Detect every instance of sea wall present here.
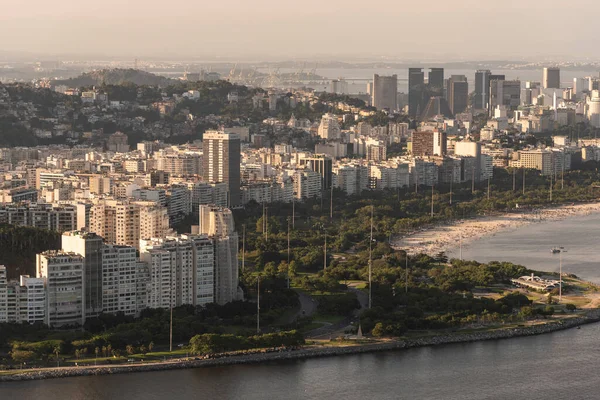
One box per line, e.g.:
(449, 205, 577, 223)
(3, 311, 600, 383)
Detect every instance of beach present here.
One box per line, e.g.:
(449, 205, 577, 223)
(391, 202, 600, 256)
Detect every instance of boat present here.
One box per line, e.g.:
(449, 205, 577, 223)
(551, 247, 561, 254)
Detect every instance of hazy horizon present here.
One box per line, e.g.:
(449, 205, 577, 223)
(2, 0, 600, 61)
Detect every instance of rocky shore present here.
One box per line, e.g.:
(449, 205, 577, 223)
(3, 310, 600, 383)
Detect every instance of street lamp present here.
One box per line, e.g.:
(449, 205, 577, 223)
(553, 246, 567, 301)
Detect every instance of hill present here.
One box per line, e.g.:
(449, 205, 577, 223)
(53, 68, 176, 88)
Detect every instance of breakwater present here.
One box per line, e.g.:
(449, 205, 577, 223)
(3, 311, 599, 383)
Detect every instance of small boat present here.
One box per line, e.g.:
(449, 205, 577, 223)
(551, 247, 561, 254)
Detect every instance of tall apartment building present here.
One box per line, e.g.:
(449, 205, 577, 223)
(140, 235, 214, 308)
(446, 75, 469, 115)
(89, 175, 113, 195)
(62, 231, 104, 318)
(455, 141, 482, 182)
(293, 170, 322, 199)
(15, 275, 46, 324)
(0, 203, 79, 232)
(198, 206, 241, 305)
(411, 131, 447, 157)
(300, 154, 333, 190)
(156, 153, 202, 176)
(89, 200, 170, 249)
(37, 251, 85, 327)
(543, 67, 561, 89)
(202, 131, 241, 207)
(372, 74, 398, 111)
(317, 113, 341, 140)
(101, 244, 138, 316)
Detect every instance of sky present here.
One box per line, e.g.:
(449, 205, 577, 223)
(1, 0, 599, 61)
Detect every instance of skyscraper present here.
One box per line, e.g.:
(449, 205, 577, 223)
(198, 206, 241, 305)
(202, 131, 241, 207)
(372, 74, 398, 111)
(61, 231, 103, 318)
(408, 68, 425, 117)
(446, 75, 469, 115)
(543, 68, 561, 89)
(474, 70, 491, 110)
(428, 68, 444, 96)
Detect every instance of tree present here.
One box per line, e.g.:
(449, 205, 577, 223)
(372, 322, 385, 337)
(565, 303, 576, 311)
(53, 344, 62, 367)
(95, 347, 100, 360)
(11, 350, 35, 364)
(139, 345, 147, 355)
(126, 345, 135, 355)
(149, 341, 154, 353)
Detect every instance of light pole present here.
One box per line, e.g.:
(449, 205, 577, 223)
(257, 275, 261, 334)
(558, 247, 567, 301)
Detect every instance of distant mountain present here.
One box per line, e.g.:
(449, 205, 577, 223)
(53, 68, 176, 87)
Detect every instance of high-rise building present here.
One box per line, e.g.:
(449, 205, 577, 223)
(372, 74, 398, 111)
(202, 131, 241, 207)
(317, 113, 341, 140)
(446, 75, 469, 115)
(409, 68, 425, 117)
(101, 244, 138, 316)
(489, 79, 521, 116)
(198, 206, 241, 305)
(474, 70, 505, 111)
(140, 235, 214, 308)
(428, 68, 444, 96)
(37, 251, 85, 327)
(300, 154, 334, 189)
(543, 68, 561, 89)
(61, 231, 104, 318)
(411, 131, 447, 156)
(89, 200, 170, 250)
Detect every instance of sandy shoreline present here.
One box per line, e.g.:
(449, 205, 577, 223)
(391, 202, 600, 256)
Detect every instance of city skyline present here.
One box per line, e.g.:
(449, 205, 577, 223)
(2, 0, 600, 61)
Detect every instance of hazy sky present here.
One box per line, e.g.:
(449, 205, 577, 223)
(2, 0, 599, 60)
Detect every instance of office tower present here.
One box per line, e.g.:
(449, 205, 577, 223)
(447, 75, 469, 115)
(409, 68, 425, 117)
(543, 68, 561, 89)
(428, 68, 444, 96)
(420, 97, 454, 120)
(474, 70, 506, 110)
(202, 131, 241, 207)
(140, 235, 214, 308)
(411, 131, 447, 156)
(489, 80, 521, 116)
(37, 251, 85, 327)
(101, 244, 138, 316)
(62, 231, 104, 318)
(372, 74, 398, 111)
(300, 154, 334, 189)
(317, 113, 341, 140)
(198, 206, 240, 305)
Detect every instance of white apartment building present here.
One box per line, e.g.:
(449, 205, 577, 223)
(140, 235, 215, 308)
(292, 170, 322, 199)
(198, 206, 241, 305)
(102, 244, 138, 316)
(37, 251, 85, 327)
(317, 113, 341, 140)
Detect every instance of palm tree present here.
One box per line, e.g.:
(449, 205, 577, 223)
(53, 345, 61, 368)
(148, 341, 154, 353)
